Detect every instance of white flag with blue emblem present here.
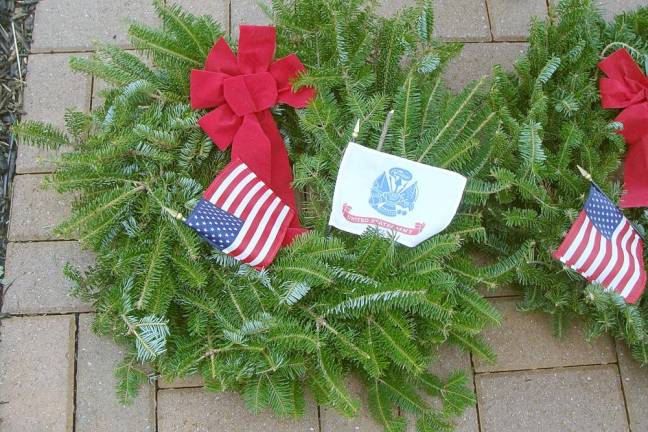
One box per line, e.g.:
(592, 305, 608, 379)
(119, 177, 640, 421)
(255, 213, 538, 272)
(328, 142, 466, 247)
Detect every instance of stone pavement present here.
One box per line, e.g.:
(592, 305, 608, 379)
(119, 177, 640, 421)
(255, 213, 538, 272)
(2, 0, 648, 431)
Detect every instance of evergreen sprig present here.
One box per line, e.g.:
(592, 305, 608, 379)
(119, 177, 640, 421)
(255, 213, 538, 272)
(13, 1, 523, 430)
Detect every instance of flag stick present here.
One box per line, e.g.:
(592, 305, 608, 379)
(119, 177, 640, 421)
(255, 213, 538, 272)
(351, 119, 360, 143)
(377, 110, 395, 152)
(576, 165, 593, 182)
(162, 206, 186, 222)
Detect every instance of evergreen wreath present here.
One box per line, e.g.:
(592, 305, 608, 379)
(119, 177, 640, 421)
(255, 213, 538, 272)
(13, 1, 526, 430)
(483, 0, 648, 363)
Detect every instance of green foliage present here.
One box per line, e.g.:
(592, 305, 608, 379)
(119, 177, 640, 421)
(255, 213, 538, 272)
(13, 1, 522, 430)
(484, 0, 648, 363)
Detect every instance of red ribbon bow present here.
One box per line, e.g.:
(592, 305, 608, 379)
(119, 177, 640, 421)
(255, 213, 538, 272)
(190, 26, 315, 244)
(599, 48, 648, 208)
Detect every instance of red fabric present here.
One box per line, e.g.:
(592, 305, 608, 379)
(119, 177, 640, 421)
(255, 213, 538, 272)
(191, 26, 316, 244)
(598, 48, 648, 208)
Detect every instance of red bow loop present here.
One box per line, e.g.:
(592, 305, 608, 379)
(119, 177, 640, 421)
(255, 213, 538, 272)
(190, 25, 316, 245)
(598, 48, 648, 208)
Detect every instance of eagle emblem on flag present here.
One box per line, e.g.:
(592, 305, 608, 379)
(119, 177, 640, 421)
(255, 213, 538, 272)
(369, 167, 418, 217)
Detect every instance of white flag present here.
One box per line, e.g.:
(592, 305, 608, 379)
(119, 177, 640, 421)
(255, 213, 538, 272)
(328, 142, 466, 247)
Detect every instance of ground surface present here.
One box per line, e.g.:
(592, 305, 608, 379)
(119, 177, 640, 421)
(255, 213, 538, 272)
(2, 0, 648, 431)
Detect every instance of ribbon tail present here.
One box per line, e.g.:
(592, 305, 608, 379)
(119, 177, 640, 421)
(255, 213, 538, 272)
(256, 110, 308, 243)
(231, 114, 273, 184)
(620, 135, 648, 208)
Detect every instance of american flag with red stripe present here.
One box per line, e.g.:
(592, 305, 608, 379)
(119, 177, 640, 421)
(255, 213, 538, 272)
(554, 185, 646, 303)
(185, 158, 294, 268)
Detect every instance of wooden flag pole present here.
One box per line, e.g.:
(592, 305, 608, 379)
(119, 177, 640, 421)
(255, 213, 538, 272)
(376, 110, 395, 152)
(162, 206, 186, 223)
(351, 119, 360, 143)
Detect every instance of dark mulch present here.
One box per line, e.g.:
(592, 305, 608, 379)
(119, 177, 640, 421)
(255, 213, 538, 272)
(0, 0, 38, 312)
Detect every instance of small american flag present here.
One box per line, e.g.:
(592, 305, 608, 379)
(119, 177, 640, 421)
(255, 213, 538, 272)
(554, 185, 646, 303)
(185, 158, 294, 268)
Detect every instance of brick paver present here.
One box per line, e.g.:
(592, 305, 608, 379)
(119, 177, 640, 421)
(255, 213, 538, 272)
(616, 342, 648, 431)
(76, 314, 156, 431)
(319, 376, 384, 431)
(8, 174, 75, 241)
(378, 0, 491, 42)
(486, 0, 547, 41)
(475, 366, 630, 432)
(157, 387, 320, 431)
(4, 241, 94, 313)
(31, 0, 159, 52)
(230, 0, 271, 37)
(18, 53, 90, 174)
(170, 0, 228, 27)
(443, 42, 528, 92)
(406, 345, 479, 432)
(6, 1, 648, 431)
(158, 374, 204, 388)
(474, 298, 617, 373)
(0, 315, 76, 431)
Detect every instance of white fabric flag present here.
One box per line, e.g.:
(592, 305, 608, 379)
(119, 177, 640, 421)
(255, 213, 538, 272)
(328, 142, 466, 247)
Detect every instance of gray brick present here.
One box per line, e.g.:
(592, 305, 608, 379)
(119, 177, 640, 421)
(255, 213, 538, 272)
(474, 298, 616, 372)
(320, 376, 384, 431)
(547, 0, 647, 21)
(600, 0, 648, 20)
(76, 314, 155, 431)
(0, 315, 76, 432)
(157, 387, 319, 431)
(406, 345, 478, 432)
(31, 0, 159, 52)
(230, 0, 271, 38)
(8, 174, 74, 241)
(18, 53, 90, 174)
(616, 341, 648, 432)
(167, 0, 229, 31)
(378, 0, 491, 42)
(486, 0, 547, 41)
(443, 42, 528, 92)
(3, 241, 93, 314)
(476, 366, 629, 432)
(158, 374, 204, 389)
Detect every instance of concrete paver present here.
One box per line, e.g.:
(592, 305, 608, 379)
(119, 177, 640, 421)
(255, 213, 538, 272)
(18, 53, 90, 174)
(0, 315, 76, 432)
(8, 174, 75, 241)
(157, 387, 319, 431)
(378, 0, 491, 42)
(168, 0, 228, 28)
(31, 0, 159, 52)
(3, 241, 94, 314)
(406, 345, 479, 432)
(76, 314, 156, 431)
(486, 0, 547, 41)
(476, 365, 630, 432)
(616, 341, 648, 432)
(319, 376, 384, 431)
(230, 0, 271, 37)
(443, 42, 528, 92)
(158, 374, 204, 389)
(474, 298, 617, 373)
